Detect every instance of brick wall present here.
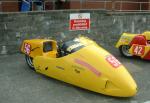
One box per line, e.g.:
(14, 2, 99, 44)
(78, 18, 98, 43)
(0, 0, 150, 12)
(1, 2, 19, 12)
(0, 0, 20, 12)
(70, 0, 150, 11)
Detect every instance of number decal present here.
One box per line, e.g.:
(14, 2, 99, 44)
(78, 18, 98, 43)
(106, 55, 121, 68)
(24, 43, 31, 55)
(133, 45, 145, 56)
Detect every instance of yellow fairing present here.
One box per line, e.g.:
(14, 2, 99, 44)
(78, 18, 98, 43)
(33, 41, 137, 97)
(116, 33, 136, 48)
(143, 31, 150, 40)
(141, 46, 150, 58)
(21, 39, 57, 58)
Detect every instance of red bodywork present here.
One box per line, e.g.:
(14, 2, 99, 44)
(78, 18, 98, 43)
(130, 35, 147, 46)
(130, 35, 150, 60)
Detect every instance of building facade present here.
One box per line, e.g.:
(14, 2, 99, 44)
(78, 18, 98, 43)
(0, 0, 150, 12)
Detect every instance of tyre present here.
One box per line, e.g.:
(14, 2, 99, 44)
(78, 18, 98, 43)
(119, 45, 132, 57)
(25, 55, 35, 70)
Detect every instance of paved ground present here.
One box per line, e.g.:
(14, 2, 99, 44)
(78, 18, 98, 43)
(0, 48, 150, 103)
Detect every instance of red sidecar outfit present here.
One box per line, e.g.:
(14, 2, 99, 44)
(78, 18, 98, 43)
(130, 35, 150, 60)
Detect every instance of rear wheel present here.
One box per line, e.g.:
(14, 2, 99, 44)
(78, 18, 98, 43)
(119, 45, 132, 57)
(25, 55, 35, 70)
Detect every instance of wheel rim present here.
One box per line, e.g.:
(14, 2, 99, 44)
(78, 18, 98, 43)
(26, 56, 34, 68)
(121, 45, 132, 57)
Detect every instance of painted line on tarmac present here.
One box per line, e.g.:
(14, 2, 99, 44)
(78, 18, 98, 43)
(143, 101, 150, 103)
(131, 100, 150, 103)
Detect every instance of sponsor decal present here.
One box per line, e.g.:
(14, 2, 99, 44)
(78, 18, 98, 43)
(74, 59, 101, 76)
(74, 69, 80, 74)
(72, 65, 84, 70)
(106, 55, 121, 68)
(120, 36, 132, 43)
(72, 65, 84, 74)
(35, 66, 41, 71)
(67, 43, 83, 52)
(24, 43, 31, 55)
(56, 66, 65, 70)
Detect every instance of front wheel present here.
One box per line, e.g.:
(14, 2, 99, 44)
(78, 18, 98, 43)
(119, 45, 132, 57)
(25, 55, 35, 70)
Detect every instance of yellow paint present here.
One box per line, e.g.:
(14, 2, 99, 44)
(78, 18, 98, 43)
(116, 33, 136, 48)
(21, 39, 57, 58)
(21, 37, 137, 97)
(143, 31, 150, 40)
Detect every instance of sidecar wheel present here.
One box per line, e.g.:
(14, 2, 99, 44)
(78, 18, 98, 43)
(25, 55, 35, 70)
(119, 45, 132, 57)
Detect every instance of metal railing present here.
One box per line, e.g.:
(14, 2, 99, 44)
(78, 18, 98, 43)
(115, 1, 150, 12)
(0, 0, 150, 12)
(83, 0, 113, 10)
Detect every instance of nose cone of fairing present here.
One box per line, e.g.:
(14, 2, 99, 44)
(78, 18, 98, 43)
(103, 67, 137, 97)
(77, 45, 137, 97)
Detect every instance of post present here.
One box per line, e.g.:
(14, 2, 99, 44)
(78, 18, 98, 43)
(140, 2, 142, 11)
(104, 0, 106, 9)
(112, 0, 116, 11)
(120, 0, 122, 11)
(80, 0, 83, 9)
(31, 0, 34, 11)
(0, 1, 2, 12)
(53, 0, 55, 10)
(43, 1, 45, 10)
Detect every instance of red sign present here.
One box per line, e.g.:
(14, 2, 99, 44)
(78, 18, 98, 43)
(133, 45, 145, 56)
(106, 55, 121, 68)
(70, 13, 90, 31)
(70, 19, 90, 30)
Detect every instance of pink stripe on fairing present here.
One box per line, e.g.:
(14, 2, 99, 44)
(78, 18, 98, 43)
(74, 59, 101, 76)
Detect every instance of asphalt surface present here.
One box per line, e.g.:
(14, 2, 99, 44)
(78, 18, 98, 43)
(0, 48, 150, 103)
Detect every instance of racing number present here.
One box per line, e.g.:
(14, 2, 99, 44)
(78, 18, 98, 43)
(24, 43, 31, 55)
(106, 55, 121, 68)
(133, 45, 145, 56)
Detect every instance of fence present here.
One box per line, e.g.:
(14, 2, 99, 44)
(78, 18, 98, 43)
(0, 0, 150, 12)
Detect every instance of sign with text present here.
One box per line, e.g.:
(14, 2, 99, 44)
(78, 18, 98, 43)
(70, 13, 90, 31)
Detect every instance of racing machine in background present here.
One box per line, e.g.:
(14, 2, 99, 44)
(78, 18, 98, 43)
(116, 31, 150, 60)
(21, 36, 137, 97)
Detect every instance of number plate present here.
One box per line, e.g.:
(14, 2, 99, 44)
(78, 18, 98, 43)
(24, 43, 31, 55)
(133, 45, 145, 56)
(106, 55, 121, 68)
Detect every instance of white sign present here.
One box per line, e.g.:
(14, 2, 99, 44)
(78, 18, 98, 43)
(69, 13, 90, 31)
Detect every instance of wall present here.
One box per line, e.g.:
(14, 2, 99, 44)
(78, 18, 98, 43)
(0, 10, 150, 54)
(0, 0, 20, 12)
(1, 0, 150, 12)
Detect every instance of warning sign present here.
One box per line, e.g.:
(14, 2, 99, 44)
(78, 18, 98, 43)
(69, 13, 90, 31)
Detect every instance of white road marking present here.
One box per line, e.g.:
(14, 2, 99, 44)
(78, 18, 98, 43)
(131, 100, 138, 103)
(143, 101, 150, 103)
